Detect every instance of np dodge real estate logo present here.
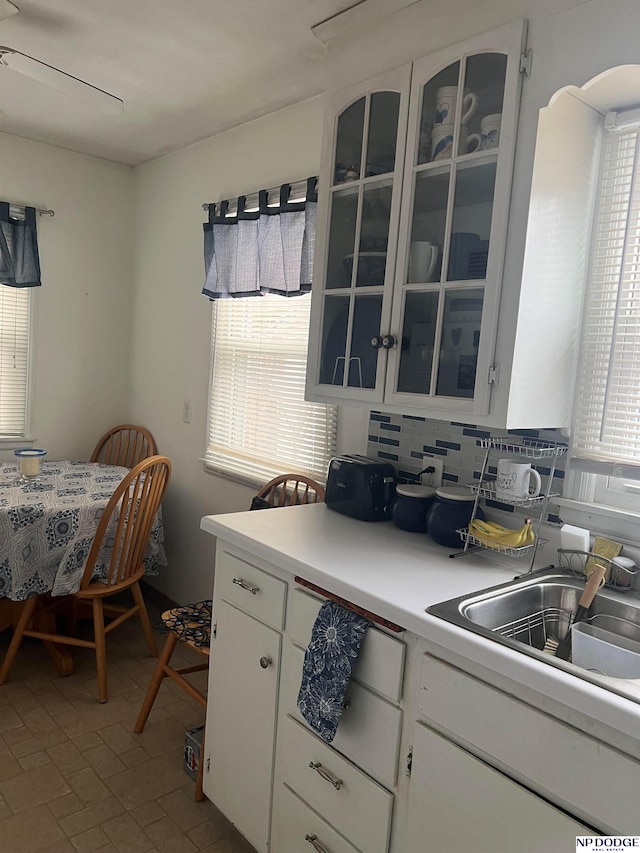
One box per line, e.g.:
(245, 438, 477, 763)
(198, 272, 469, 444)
(576, 839, 640, 851)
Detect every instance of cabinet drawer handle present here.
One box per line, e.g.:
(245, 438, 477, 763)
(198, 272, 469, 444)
(232, 577, 259, 595)
(259, 656, 272, 669)
(308, 761, 343, 790)
(305, 834, 330, 853)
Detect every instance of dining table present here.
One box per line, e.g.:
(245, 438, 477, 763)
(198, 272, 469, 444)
(0, 459, 168, 673)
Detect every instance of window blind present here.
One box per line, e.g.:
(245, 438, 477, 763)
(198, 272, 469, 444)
(206, 293, 337, 484)
(571, 124, 640, 476)
(0, 283, 30, 437)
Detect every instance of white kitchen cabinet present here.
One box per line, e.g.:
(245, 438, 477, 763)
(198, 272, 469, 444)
(405, 722, 592, 852)
(306, 21, 526, 421)
(203, 552, 285, 853)
(201, 515, 639, 852)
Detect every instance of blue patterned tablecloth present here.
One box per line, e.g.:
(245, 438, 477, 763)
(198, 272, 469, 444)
(0, 460, 167, 600)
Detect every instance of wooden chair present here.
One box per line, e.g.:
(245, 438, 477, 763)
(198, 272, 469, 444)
(134, 602, 211, 801)
(0, 455, 171, 703)
(255, 473, 325, 507)
(133, 474, 323, 799)
(91, 423, 158, 468)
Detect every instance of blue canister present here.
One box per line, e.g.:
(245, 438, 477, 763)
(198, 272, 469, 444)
(426, 486, 482, 548)
(392, 485, 436, 533)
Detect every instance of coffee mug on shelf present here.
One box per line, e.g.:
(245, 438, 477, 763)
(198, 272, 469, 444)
(431, 125, 480, 161)
(408, 241, 439, 282)
(465, 132, 481, 154)
(431, 123, 454, 161)
(495, 459, 542, 501)
(480, 113, 502, 150)
(435, 86, 478, 127)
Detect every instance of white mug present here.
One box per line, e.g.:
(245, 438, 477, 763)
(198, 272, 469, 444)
(408, 241, 438, 282)
(431, 123, 454, 161)
(480, 113, 502, 150)
(495, 460, 542, 500)
(431, 123, 480, 161)
(435, 86, 479, 127)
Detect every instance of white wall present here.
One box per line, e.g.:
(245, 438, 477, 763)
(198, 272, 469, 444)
(129, 97, 332, 603)
(0, 132, 133, 462)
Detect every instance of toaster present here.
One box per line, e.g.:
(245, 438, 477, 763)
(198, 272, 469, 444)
(325, 455, 397, 521)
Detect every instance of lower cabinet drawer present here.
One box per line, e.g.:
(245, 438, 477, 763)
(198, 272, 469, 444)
(279, 715, 393, 853)
(271, 784, 359, 853)
(282, 642, 402, 788)
(216, 550, 286, 629)
(288, 589, 405, 702)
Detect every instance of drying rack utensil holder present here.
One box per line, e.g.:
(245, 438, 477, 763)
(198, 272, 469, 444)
(452, 437, 567, 574)
(557, 549, 640, 592)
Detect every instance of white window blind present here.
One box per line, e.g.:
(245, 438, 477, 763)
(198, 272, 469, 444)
(0, 283, 31, 438)
(571, 123, 640, 477)
(206, 293, 337, 484)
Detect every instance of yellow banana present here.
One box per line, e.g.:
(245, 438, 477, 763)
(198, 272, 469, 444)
(469, 518, 534, 549)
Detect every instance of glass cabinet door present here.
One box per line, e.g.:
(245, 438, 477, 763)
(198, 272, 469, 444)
(308, 66, 411, 402)
(386, 22, 523, 414)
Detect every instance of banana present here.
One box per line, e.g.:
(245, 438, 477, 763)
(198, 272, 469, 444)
(469, 517, 534, 549)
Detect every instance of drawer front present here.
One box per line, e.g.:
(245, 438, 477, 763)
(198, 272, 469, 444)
(282, 642, 402, 787)
(288, 589, 405, 702)
(216, 550, 286, 629)
(280, 715, 393, 853)
(419, 654, 640, 833)
(271, 784, 359, 853)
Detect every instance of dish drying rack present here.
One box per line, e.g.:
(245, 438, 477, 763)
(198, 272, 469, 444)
(557, 549, 640, 592)
(495, 607, 571, 650)
(455, 437, 567, 573)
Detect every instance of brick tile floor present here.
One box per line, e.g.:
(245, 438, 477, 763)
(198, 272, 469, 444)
(0, 598, 256, 853)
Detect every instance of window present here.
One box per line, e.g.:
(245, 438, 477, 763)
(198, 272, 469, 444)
(0, 284, 31, 440)
(205, 293, 337, 485)
(569, 105, 640, 514)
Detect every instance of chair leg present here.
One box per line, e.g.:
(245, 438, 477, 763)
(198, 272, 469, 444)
(92, 598, 108, 704)
(195, 726, 206, 802)
(67, 597, 80, 638)
(131, 582, 158, 657)
(134, 631, 178, 733)
(0, 597, 38, 685)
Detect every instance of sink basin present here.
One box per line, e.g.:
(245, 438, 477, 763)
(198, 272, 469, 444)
(427, 568, 640, 701)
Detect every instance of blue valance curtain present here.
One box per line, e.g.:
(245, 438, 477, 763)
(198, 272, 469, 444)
(202, 177, 317, 299)
(0, 202, 42, 288)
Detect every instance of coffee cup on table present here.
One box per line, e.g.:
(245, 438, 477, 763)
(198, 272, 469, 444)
(495, 459, 542, 501)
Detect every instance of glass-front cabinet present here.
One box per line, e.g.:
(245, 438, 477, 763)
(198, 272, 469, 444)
(309, 65, 411, 402)
(306, 21, 526, 418)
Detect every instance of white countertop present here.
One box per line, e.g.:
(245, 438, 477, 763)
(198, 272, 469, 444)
(201, 503, 640, 745)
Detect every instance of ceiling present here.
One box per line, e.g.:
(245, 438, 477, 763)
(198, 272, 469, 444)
(0, 0, 363, 166)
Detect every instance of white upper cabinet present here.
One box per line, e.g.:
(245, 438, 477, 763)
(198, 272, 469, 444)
(306, 21, 527, 420)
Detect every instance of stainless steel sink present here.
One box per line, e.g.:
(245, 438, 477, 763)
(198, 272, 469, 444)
(427, 567, 640, 699)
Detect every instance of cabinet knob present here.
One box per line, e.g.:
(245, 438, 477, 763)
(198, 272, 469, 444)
(370, 335, 384, 349)
(259, 656, 272, 669)
(381, 334, 397, 349)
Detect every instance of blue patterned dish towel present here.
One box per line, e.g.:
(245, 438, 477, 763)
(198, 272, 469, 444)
(297, 600, 371, 744)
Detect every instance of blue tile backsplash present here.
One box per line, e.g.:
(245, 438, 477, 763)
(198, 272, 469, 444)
(367, 413, 568, 523)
